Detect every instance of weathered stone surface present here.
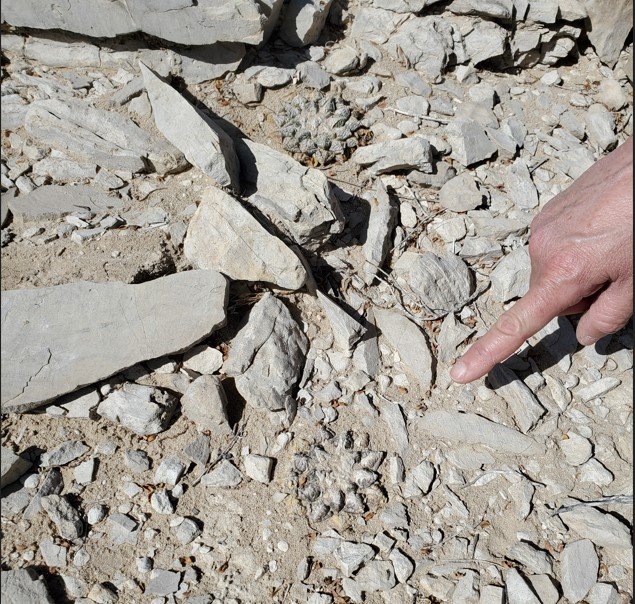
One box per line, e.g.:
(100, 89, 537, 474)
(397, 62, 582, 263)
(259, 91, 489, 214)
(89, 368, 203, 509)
(559, 432, 593, 466)
(559, 506, 632, 549)
(98, 384, 178, 436)
(23, 468, 63, 520)
(417, 411, 545, 455)
(448, 0, 513, 18)
(279, 0, 334, 47)
(0, 568, 55, 604)
(1, 271, 228, 412)
(179, 43, 246, 85)
(505, 568, 541, 604)
(1, 447, 32, 488)
(490, 247, 531, 302)
(392, 251, 474, 318)
(374, 308, 434, 391)
(583, 0, 634, 66)
(41, 440, 89, 467)
(7, 185, 122, 223)
(1, 0, 269, 46)
(363, 180, 398, 284)
(235, 137, 344, 248)
(317, 291, 365, 354)
(436, 313, 474, 363)
(225, 293, 308, 413)
(447, 119, 497, 166)
(438, 172, 487, 212)
(335, 541, 375, 577)
(184, 187, 307, 290)
(243, 454, 274, 483)
(180, 375, 231, 435)
(464, 20, 508, 65)
(25, 99, 187, 175)
(505, 159, 539, 209)
(182, 345, 224, 374)
(487, 365, 546, 433)
(351, 137, 434, 175)
(560, 539, 598, 603)
(40, 494, 83, 539)
(201, 459, 243, 488)
(575, 377, 621, 403)
(141, 64, 240, 189)
(354, 561, 397, 592)
(386, 17, 463, 81)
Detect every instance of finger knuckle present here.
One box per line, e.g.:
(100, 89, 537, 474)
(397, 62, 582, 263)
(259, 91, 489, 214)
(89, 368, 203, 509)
(592, 312, 629, 334)
(494, 312, 525, 338)
(542, 249, 584, 286)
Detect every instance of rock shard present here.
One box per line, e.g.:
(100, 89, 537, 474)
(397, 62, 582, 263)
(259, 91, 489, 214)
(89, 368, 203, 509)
(184, 186, 307, 290)
(224, 293, 308, 413)
(140, 63, 240, 189)
(25, 99, 188, 175)
(1, 270, 228, 412)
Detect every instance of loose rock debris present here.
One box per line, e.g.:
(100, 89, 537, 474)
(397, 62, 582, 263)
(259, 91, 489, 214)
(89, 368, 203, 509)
(0, 0, 633, 603)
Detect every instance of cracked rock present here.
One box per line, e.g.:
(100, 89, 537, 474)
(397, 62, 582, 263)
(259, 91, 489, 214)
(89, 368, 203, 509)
(559, 506, 631, 549)
(446, 119, 497, 167)
(279, 0, 334, 47)
(1, 270, 228, 413)
(351, 137, 434, 175)
(560, 539, 599, 603)
(41, 494, 84, 539)
(41, 440, 88, 467)
(334, 541, 375, 576)
(184, 186, 307, 290)
(1, 447, 32, 488)
(225, 293, 308, 413)
(438, 172, 487, 212)
(317, 291, 365, 354)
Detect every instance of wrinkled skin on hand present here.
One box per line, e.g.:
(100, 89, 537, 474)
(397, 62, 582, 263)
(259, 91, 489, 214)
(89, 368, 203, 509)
(451, 137, 633, 384)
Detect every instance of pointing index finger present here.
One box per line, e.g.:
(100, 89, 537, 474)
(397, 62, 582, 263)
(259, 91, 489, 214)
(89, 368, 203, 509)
(450, 284, 580, 383)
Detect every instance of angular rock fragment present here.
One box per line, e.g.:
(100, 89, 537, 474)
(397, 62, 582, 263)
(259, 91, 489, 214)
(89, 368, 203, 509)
(487, 365, 546, 433)
(145, 569, 181, 596)
(201, 459, 243, 488)
(1, 0, 269, 46)
(438, 172, 487, 212)
(436, 313, 474, 363)
(154, 457, 186, 487)
(559, 505, 631, 549)
(235, 137, 344, 248)
(25, 99, 187, 175)
(351, 138, 434, 175)
(559, 432, 593, 466)
(392, 251, 474, 319)
(224, 293, 308, 412)
(505, 159, 539, 209)
(464, 21, 508, 65)
(374, 308, 434, 390)
(575, 377, 621, 403)
(180, 375, 231, 435)
(505, 568, 541, 604)
(98, 384, 177, 436)
(174, 517, 202, 545)
(7, 185, 122, 224)
(41, 440, 89, 467)
(41, 494, 84, 539)
(182, 345, 223, 374)
(244, 454, 274, 483)
(335, 541, 375, 577)
(560, 539, 598, 603)
(418, 411, 544, 455)
(507, 542, 553, 575)
(362, 180, 398, 284)
(447, 119, 497, 167)
(490, 247, 531, 302)
(23, 468, 63, 520)
(140, 64, 239, 189)
(179, 43, 247, 85)
(317, 291, 365, 354)
(2, 270, 228, 413)
(0, 568, 55, 603)
(587, 583, 619, 604)
(379, 399, 409, 455)
(184, 187, 307, 290)
(279, 0, 334, 47)
(1, 448, 31, 489)
(354, 561, 397, 592)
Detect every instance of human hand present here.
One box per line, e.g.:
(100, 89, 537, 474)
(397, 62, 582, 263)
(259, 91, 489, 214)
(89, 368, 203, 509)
(451, 137, 633, 384)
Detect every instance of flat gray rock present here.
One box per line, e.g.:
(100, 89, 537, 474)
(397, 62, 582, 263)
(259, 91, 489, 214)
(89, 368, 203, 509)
(436, 313, 475, 363)
(180, 375, 231, 435)
(1, 447, 32, 489)
(184, 186, 307, 290)
(179, 43, 247, 85)
(201, 459, 243, 488)
(351, 137, 434, 175)
(224, 293, 308, 413)
(7, 185, 123, 223)
(438, 172, 487, 212)
(141, 64, 240, 189)
(0, 568, 55, 604)
(447, 119, 497, 166)
(505, 568, 541, 604)
(560, 539, 598, 603)
(317, 291, 365, 354)
(40, 494, 83, 539)
(1, 270, 228, 412)
(559, 506, 631, 549)
(25, 99, 187, 175)
(374, 308, 434, 391)
(362, 180, 398, 284)
(487, 365, 546, 433)
(41, 440, 89, 467)
(505, 159, 539, 209)
(392, 251, 474, 319)
(2, 0, 269, 46)
(417, 411, 545, 455)
(584, 0, 634, 66)
(235, 137, 344, 248)
(144, 569, 181, 596)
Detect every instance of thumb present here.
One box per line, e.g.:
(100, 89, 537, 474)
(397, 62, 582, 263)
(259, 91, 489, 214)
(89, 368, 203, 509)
(576, 282, 633, 345)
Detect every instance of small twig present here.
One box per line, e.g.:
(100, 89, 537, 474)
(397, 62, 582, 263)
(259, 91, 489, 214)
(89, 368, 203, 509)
(553, 495, 633, 516)
(385, 106, 449, 125)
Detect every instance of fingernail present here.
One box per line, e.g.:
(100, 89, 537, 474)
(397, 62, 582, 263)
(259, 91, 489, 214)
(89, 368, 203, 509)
(579, 335, 598, 346)
(450, 359, 468, 382)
